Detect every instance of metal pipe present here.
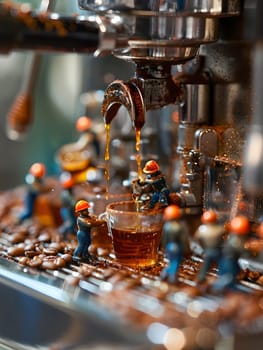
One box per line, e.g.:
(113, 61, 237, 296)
(0, 3, 100, 54)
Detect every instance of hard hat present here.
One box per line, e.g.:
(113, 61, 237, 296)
(143, 160, 160, 174)
(61, 177, 74, 189)
(76, 116, 92, 132)
(163, 205, 181, 221)
(29, 163, 46, 178)
(59, 172, 74, 188)
(229, 215, 250, 235)
(201, 210, 217, 224)
(75, 200, 90, 213)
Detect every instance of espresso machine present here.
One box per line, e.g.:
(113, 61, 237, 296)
(1, 0, 262, 220)
(0, 1, 263, 349)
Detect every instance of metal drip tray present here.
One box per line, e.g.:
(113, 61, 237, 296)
(0, 185, 262, 349)
(0, 257, 148, 350)
(0, 251, 263, 350)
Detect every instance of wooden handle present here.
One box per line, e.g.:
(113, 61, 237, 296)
(6, 1, 56, 140)
(6, 93, 33, 140)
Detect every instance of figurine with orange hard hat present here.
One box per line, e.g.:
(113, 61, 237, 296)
(160, 205, 190, 283)
(58, 172, 76, 239)
(213, 215, 251, 292)
(75, 115, 100, 159)
(73, 199, 105, 261)
(18, 162, 47, 223)
(194, 209, 225, 283)
(132, 159, 170, 211)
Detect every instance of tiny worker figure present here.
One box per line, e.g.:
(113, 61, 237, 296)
(73, 199, 105, 262)
(213, 215, 250, 292)
(160, 205, 190, 283)
(19, 162, 46, 223)
(58, 173, 76, 239)
(132, 160, 170, 210)
(194, 210, 225, 283)
(75, 115, 100, 159)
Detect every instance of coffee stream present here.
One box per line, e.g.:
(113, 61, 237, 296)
(135, 129, 142, 181)
(104, 123, 111, 200)
(104, 123, 142, 217)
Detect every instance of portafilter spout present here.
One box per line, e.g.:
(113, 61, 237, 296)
(101, 62, 182, 130)
(101, 79, 145, 130)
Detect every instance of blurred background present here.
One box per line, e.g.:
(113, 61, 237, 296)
(0, 0, 135, 190)
(0, 0, 179, 191)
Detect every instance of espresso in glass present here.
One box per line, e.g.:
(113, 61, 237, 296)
(106, 201, 163, 268)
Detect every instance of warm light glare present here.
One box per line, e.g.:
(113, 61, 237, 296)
(186, 300, 203, 318)
(163, 328, 186, 350)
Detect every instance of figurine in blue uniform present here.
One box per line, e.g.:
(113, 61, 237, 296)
(213, 215, 250, 292)
(19, 162, 47, 223)
(58, 173, 76, 239)
(132, 160, 170, 210)
(73, 199, 105, 261)
(194, 210, 225, 282)
(160, 205, 190, 283)
(75, 115, 100, 159)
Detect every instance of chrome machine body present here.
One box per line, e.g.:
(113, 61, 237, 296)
(0, 1, 263, 350)
(77, 0, 263, 253)
(79, 0, 261, 221)
(1, 0, 261, 220)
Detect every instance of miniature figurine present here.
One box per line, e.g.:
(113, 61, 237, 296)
(194, 210, 225, 283)
(56, 116, 100, 183)
(58, 173, 76, 239)
(73, 199, 105, 261)
(132, 160, 170, 210)
(75, 115, 100, 158)
(18, 162, 47, 223)
(213, 215, 251, 292)
(160, 205, 190, 283)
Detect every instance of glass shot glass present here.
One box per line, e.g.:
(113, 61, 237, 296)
(106, 201, 164, 268)
(85, 191, 131, 255)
